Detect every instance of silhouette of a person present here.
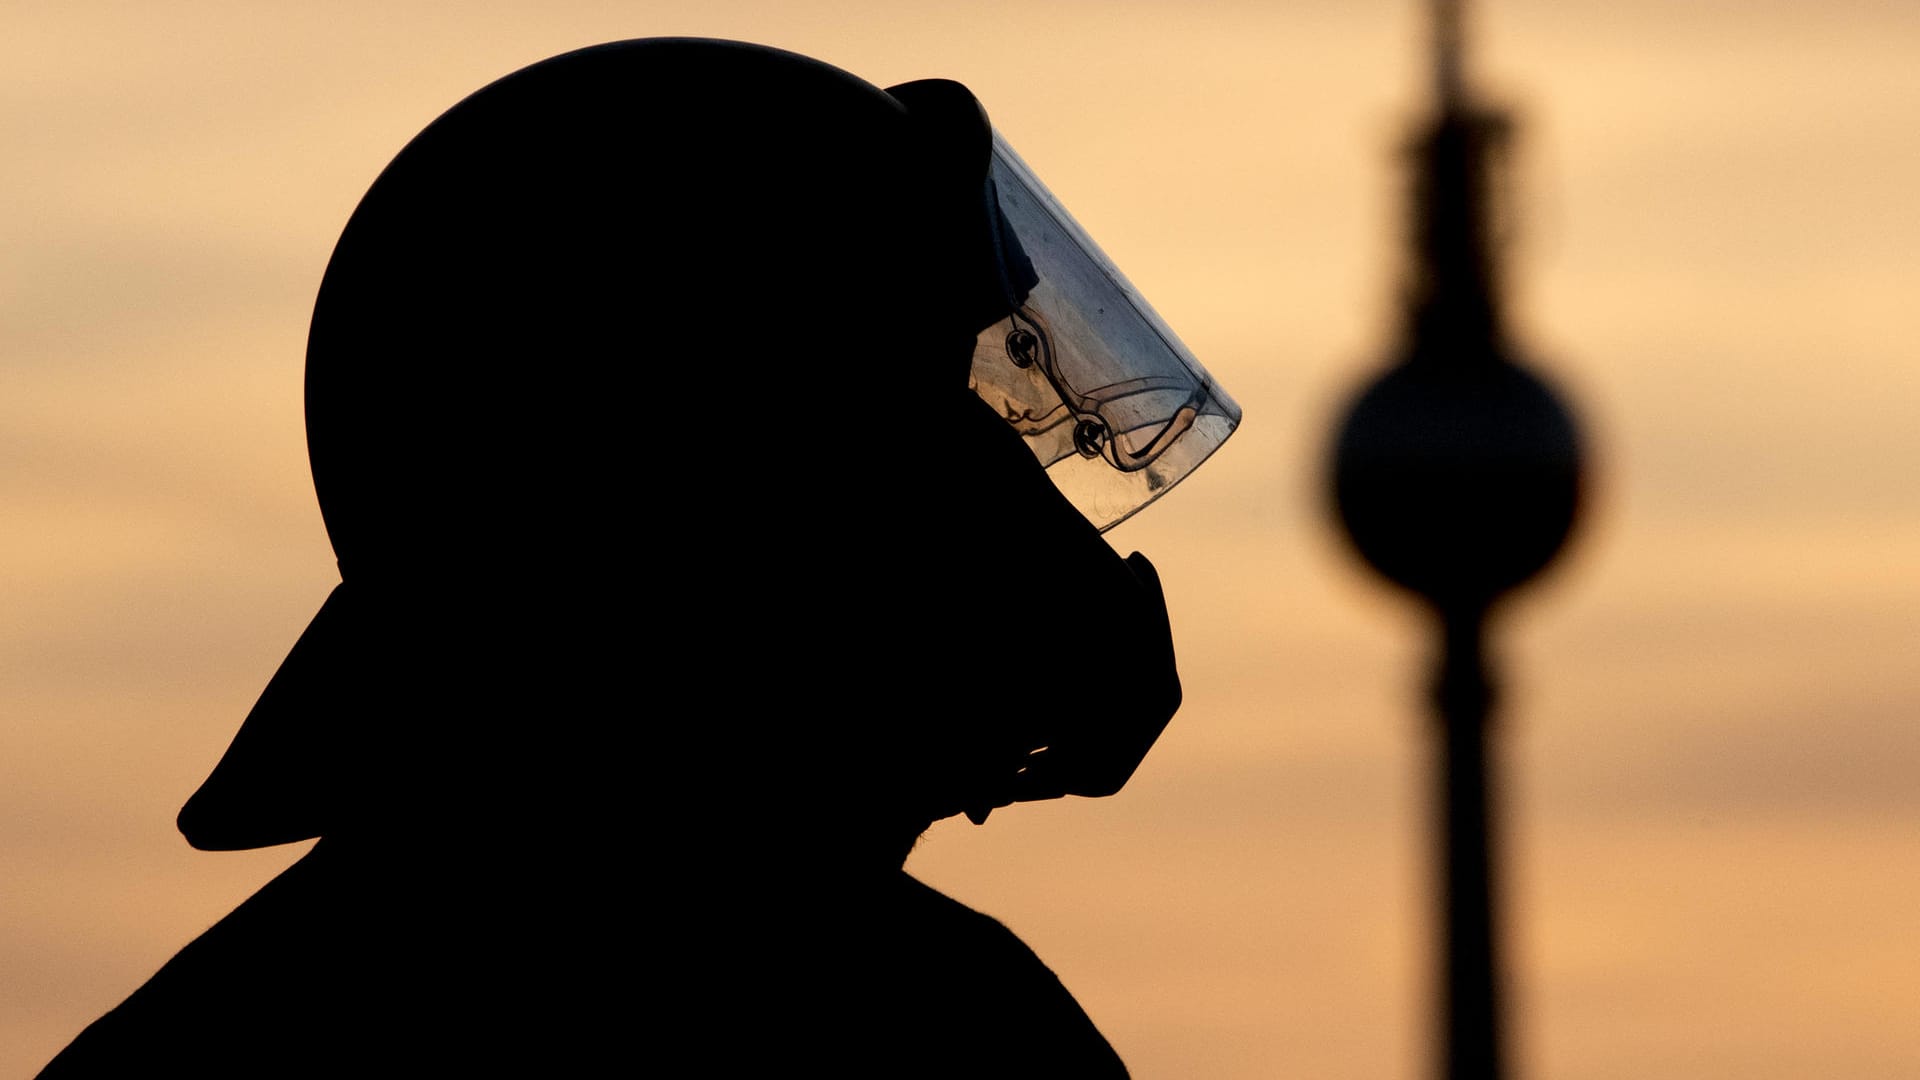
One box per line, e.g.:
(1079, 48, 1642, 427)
(41, 39, 1233, 1076)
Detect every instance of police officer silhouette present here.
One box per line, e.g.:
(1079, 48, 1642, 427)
(41, 38, 1238, 1076)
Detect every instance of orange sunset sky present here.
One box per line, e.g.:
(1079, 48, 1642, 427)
(6, 2, 1918, 1076)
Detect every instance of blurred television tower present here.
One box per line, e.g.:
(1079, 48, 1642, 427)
(1328, 1, 1586, 1077)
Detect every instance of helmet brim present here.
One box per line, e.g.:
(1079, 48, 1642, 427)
(177, 585, 357, 849)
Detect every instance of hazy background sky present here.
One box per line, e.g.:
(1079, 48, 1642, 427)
(6, 2, 1917, 1076)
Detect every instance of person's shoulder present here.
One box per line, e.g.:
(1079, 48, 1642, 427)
(34, 841, 526, 1078)
(865, 871, 1132, 1077)
(36, 845, 343, 1078)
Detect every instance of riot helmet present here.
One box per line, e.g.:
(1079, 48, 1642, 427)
(177, 38, 1232, 852)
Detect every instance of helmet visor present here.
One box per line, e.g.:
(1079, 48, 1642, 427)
(970, 131, 1242, 532)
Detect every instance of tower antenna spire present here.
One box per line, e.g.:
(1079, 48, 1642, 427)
(1434, 0, 1467, 111)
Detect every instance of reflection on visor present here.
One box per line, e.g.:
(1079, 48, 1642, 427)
(969, 131, 1241, 532)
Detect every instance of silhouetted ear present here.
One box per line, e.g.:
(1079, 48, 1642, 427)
(178, 584, 361, 849)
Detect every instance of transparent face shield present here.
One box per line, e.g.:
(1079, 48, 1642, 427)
(969, 131, 1242, 532)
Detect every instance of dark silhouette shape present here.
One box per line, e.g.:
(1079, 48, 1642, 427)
(41, 39, 1189, 1076)
(1328, 2, 1584, 1078)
